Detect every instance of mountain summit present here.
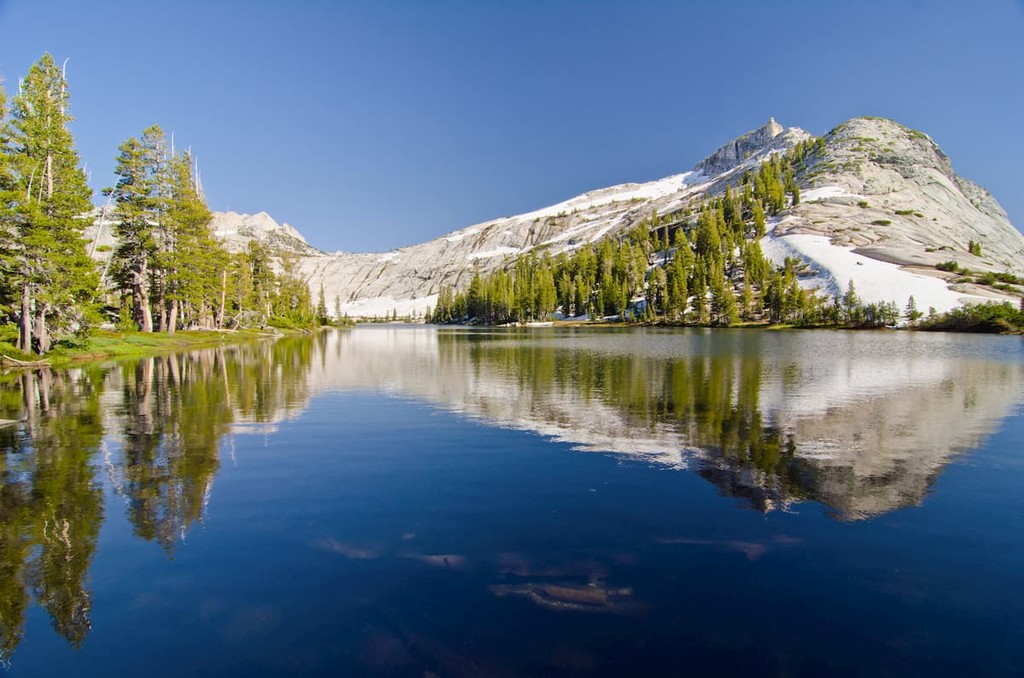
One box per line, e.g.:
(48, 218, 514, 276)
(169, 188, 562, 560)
(694, 117, 799, 176)
(99, 117, 1024, 319)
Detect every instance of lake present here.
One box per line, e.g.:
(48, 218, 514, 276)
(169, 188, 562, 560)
(1, 326, 1022, 676)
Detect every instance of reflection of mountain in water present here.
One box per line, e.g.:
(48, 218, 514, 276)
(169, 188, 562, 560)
(0, 327, 1021, 658)
(316, 327, 1024, 521)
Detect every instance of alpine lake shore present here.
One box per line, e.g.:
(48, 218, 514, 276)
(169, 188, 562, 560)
(0, 326, 323, 372)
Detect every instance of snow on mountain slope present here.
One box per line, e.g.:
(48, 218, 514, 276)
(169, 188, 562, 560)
(86, 116, 1024, 318)
(759, 217, 1003, 313)
(291, 119, 813, 316)
(755, 117, 1024, 313)
(296, 116, 1021, 317)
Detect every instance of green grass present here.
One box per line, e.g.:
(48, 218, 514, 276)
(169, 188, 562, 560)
(1, 328, 281, 369)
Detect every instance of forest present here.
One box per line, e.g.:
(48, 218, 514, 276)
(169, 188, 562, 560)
(429, 138, 920, 330)
(0, 54, 328, 356)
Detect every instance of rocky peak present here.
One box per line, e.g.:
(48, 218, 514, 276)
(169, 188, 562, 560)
(694, 117, 794, 176)
(208, 210, 320, 255)
(821, 117, 957, 178)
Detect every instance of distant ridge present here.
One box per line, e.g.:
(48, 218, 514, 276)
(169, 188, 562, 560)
(89, 117, 1024, 318)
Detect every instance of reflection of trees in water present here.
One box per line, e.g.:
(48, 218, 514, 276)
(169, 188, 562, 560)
(225, 337, 314, 425)
(463, 336, 810, 512)
(111, 340, 313, 553)
(0, 338, 314, 658)
(451, 332, 1021, 520)
(0, 368, 105, 659)
(112, 352, 230, 553)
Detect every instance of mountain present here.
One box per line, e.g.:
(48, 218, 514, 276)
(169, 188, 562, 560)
(762, 117, 1024, 311)
(91, 117, 1024, 318)
(208, 211, 317, 256)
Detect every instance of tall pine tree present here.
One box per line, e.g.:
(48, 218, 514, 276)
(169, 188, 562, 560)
(4, 54, 96, 353)
(107, 126, 166, 332)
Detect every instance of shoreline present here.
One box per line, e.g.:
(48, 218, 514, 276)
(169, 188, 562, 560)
(0, 326, 332, 371)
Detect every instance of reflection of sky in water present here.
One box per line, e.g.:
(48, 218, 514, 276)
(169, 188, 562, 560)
(312, 328, 1024, 511)
(1, 329, 1023, 675)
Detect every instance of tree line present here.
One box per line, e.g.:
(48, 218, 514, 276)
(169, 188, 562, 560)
(430, 138, 915, 329)
(1, 54, 324, 355)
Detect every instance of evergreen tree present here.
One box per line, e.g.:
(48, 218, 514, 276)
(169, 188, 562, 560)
(161, 150, 222, 331)
(0, 79, 14, 318)
(3, 54, 96, 353)
(741, 276, 754, 320)
(107, 126, 166, 332)
(751, 200, 766, 237)
(710, 276, 738, 326)
(695, 208, 722, 262)
(316, 284, 329, 325)
(842, 279, 859, 325)
(904, 295, 923, 325)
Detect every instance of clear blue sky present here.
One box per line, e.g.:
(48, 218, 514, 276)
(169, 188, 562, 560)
(1, 0, 1022, 252)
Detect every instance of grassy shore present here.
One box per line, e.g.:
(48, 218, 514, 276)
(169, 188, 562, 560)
(0, 328, 288, 369)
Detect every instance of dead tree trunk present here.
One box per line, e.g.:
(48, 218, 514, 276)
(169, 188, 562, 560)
(19, 284, 32, 353)
(134, 261, 153, 333)
(34, 304, 50, 354)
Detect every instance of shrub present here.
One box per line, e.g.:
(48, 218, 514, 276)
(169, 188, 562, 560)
(936, 260, 959, 273)
(918, 302, 1024, 333)
(871, 219, 892, 226)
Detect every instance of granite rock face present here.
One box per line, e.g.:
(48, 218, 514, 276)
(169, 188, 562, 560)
(780, 117, 1024, 276)
(208, 211, 317, 256)
(695, 117, 789, 175)
(86, 117, 1024, 317)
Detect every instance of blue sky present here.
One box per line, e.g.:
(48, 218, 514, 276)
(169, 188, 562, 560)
(1, 0, 1022, 252)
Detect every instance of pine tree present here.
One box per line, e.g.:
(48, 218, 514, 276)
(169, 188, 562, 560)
(741, 276, 754, 320)
(647, 266, 667, 317)
(534, 263, 557, 320)
(751, 200, 766, 237)
(316, 284, 329, 326)
(4, 54, 96, 353)
(108, 126, 166, 332)
(694, 208, 722, 263)
(162, 150, 221, 331)
(710, 276, 738, 326)
(904, 295, 922, 325)
(842, 279, 860, 325)
(0, 79, 14, 315)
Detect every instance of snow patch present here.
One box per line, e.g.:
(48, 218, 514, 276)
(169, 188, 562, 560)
(445, 227, 479, 243)
(505, 171, 705, 224)
(337, 294, 439, 319)
(760, 232, 968, 313)
(469, 246, 520, 260)
(800, 185, 865, 203)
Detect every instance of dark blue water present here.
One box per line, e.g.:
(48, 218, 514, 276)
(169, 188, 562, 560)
(1, 328, 1022, 676)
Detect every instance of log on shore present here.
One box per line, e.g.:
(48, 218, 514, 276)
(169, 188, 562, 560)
(1, 354, 52, 369)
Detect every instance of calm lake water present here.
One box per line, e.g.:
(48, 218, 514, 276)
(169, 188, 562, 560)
(1, 327, 1023, 676)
